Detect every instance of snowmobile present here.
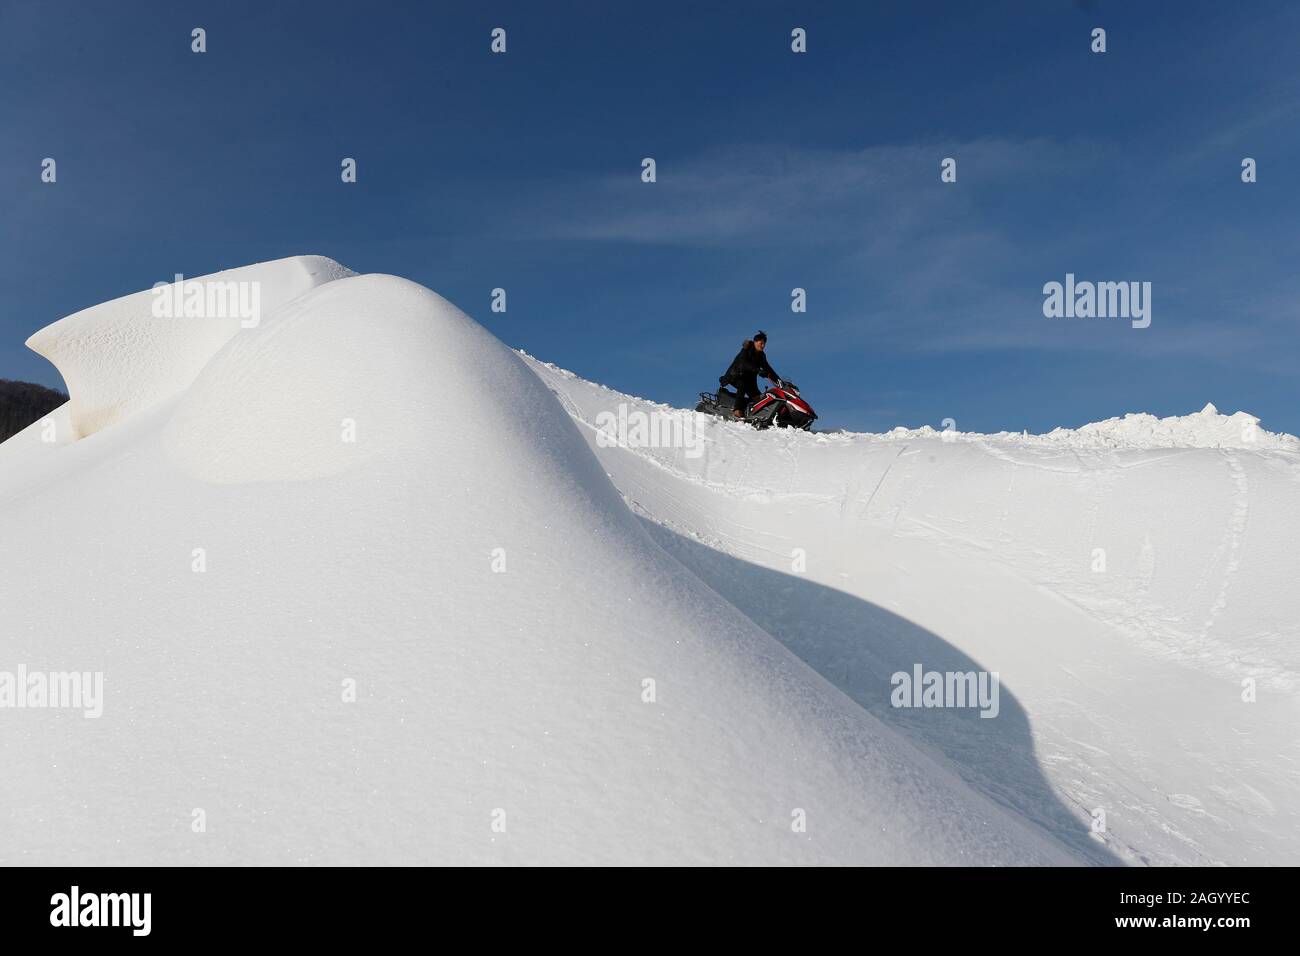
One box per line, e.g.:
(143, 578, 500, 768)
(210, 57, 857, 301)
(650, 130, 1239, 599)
(696, 380, 817, 430)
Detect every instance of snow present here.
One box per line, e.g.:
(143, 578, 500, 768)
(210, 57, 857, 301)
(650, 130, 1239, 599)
(839, 402, 1295, 452)
(1, 259, 1079, 866)
(26, 256, 353, 440)
(525, 355, 1300, 866)
(3, 257, 1295, 866)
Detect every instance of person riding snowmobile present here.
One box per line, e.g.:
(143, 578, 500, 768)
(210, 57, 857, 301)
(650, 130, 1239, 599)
(719, 330, 781, 418)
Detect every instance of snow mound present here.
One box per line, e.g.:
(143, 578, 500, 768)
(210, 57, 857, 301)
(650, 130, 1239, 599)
(26, 256, 353, 439)
(0, 263, 1080, 865)
(165, 275, 455, 483)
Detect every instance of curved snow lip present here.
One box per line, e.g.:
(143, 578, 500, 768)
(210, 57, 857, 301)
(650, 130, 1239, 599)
(26, 255, 354, 440)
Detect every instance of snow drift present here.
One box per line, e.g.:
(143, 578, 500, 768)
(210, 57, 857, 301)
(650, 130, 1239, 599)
(1, 257, 1086, 866)
(26, 256, 353, 440)
(526, 357, 1300, 866)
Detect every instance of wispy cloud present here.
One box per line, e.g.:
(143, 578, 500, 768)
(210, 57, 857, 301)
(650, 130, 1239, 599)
(513, 138, 1083, 247)
(493, 132, 1298, 365)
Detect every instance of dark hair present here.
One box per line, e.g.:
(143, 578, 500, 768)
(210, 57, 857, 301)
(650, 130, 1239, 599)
(753, 330, 768, 343)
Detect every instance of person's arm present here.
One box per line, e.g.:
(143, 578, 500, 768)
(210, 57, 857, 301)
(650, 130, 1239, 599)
(760, 353, 780, 383)
(721, 350, 743, 385)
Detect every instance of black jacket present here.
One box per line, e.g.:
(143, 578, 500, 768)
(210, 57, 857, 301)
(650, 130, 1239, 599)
(721, 343, 780, 388)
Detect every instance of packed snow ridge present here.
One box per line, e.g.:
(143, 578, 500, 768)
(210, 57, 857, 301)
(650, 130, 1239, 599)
(533, 355, 1296, 452)
(874, 402, 1295, 452)
(2, 257, 1297, 867)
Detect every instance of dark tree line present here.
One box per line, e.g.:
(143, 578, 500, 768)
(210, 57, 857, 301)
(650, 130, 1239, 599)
(0, 379, 68, 442)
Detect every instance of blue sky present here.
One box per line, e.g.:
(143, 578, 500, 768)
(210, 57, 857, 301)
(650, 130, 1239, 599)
(2, 0, 1298, 434)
